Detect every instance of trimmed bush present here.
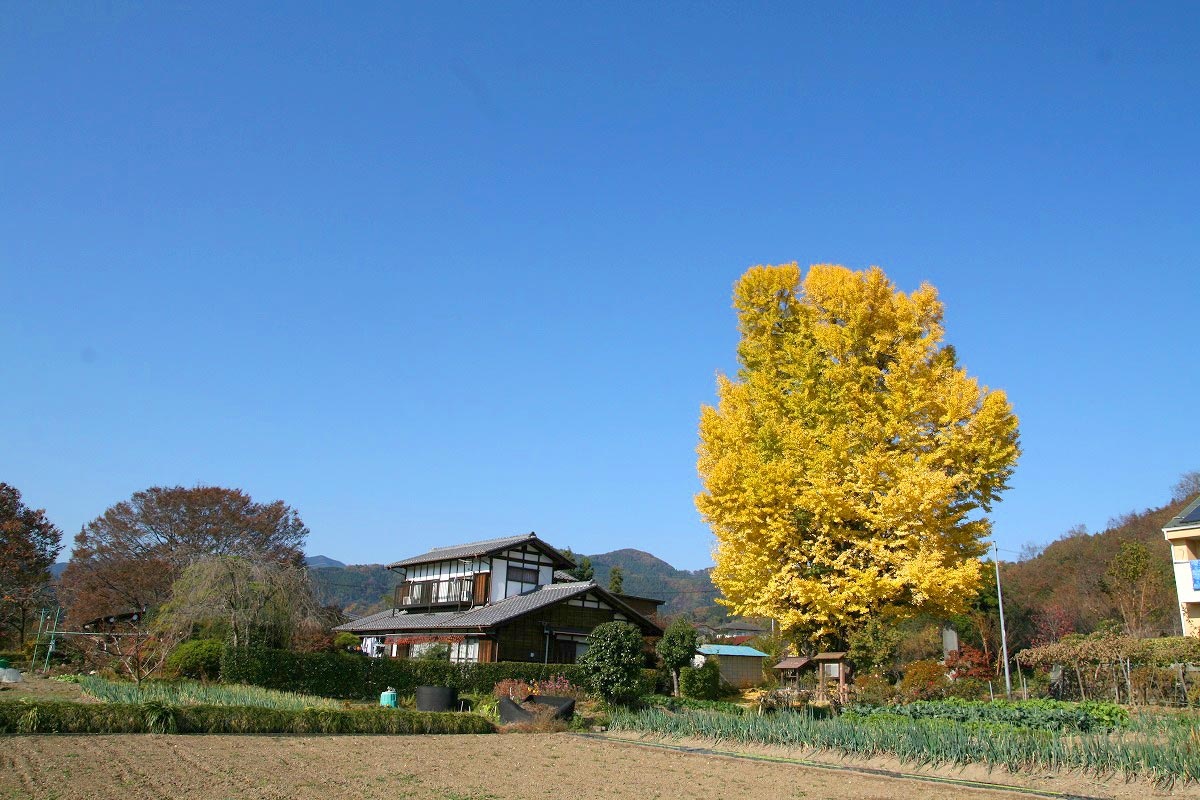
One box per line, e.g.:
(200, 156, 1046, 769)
(221, 647, 651, 700)
(576, 622, 646, 705)
(0, 700, 495, 735)
(167, 640, 224, 681)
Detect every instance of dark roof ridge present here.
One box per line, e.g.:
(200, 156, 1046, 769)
(424, 532, 538, 554)
(387, 532, 576, 570)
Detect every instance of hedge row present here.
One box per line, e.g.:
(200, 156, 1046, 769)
(0, 701, 495, 735)
(221, 647, 656, 700)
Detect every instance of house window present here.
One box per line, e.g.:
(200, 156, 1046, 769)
(408, 641, 442, 659)
(450, 638, 479, 664)
(506, 566, 540, 596)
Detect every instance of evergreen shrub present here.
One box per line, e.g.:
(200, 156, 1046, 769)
(167, 640, 224, 681)
(680, 657, 723, 701)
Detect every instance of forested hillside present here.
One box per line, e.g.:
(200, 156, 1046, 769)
(587, 549, 723, 623)
(1000, 488, 1193, 648)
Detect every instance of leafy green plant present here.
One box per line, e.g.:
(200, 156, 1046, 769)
(846, 698, 1129, 733)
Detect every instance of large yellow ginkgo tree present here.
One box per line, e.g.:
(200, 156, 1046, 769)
(696, 263, 1020, 640)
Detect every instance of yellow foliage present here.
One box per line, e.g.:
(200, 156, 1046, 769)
(697, 264, 1019, 639)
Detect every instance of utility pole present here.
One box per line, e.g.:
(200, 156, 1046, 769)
(994, 543, 1012, 697)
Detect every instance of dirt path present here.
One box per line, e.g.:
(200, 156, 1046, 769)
(0, 732, 1101, 800)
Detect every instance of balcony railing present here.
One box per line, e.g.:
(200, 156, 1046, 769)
(394, 576, 485, 611)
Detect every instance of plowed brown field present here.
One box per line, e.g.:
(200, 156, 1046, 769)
(0, 732, 1180, 800)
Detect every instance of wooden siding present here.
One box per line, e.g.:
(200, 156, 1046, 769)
(495, 602, 632, 663)
(613, 595, 663, 619)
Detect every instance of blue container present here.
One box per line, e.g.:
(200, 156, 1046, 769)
(380, 688, 398, 708)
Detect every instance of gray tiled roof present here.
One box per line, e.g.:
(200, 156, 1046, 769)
(335, 610, 463, 633)
(335, 580, 663, 635)
(386, 532, 574, 569)
(335, 582, 594, 633)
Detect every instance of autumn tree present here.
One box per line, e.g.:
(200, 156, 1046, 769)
(1172, 471, 1200, 503)
(697, 263, 1019, 641)
(0, 483, 63, 645)
(60, 486, 308, 626)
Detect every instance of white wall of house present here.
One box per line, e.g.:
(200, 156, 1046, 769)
(490, 559, 508, 603)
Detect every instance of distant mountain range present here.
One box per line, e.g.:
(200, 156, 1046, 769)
(306, 548, 726, 623)
(304, 555, 347, 569)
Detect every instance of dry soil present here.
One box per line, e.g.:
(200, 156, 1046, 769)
(2, 732, 1196, 800)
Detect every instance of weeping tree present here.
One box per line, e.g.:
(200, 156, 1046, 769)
(155, 556, 331, 650)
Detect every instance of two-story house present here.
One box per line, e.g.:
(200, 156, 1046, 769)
(1164, 496, 1200, 637)
(334, 532, 664, 663)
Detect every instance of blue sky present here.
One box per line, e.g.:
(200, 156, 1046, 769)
(2, 2, 1197, 570)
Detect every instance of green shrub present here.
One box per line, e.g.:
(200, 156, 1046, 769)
(167, 640, 224, 681)
(680, 657, 723, 701)
(577, 622, 645, 705)
(220, 646, 643, 700)
(0, 700, 495, 735)
(943, 677, 990, 701)
(333, 632, 359, 651)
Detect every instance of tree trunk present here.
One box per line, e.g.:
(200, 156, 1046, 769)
(672, 669, 680, 697)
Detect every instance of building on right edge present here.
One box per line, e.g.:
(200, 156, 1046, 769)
(1163, 495, 1200, 637)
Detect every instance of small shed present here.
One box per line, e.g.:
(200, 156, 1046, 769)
(773, 651, 851, 702)
(696, 644, 769, 689)
(774, 655, 811, 689)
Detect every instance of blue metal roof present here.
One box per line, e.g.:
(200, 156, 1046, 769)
(699, 644, 768, 658)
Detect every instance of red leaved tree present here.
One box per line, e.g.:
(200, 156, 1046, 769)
(59, 486, 307, 628)
(0, 483, 63, 646)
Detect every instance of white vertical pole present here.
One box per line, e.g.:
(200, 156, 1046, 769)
(994, 543, 1012, 698)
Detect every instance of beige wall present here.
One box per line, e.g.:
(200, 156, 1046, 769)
(1165, 527, 1200, 636)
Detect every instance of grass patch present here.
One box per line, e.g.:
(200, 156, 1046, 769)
(78, 676, 340, 711)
